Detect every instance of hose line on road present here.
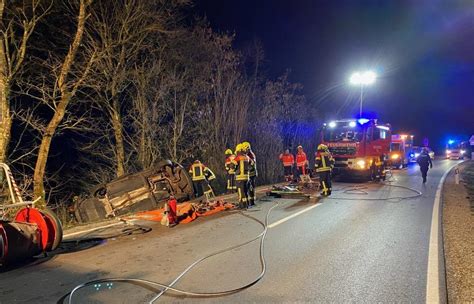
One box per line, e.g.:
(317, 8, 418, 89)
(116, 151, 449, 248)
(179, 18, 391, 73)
(329, 182, 423, 201)
(65, 203, 280, 303)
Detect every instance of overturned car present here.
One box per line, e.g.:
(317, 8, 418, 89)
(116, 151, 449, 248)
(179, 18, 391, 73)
(74, 160, 195, 223)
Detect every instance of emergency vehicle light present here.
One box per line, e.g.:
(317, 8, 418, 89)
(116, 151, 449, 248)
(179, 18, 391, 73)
(349, 121, 356, 127)
(376, 125, 390, 131)
(357, 118, 370, 125)
(328, 121, 337, 128)
(448, 140, 455, 145)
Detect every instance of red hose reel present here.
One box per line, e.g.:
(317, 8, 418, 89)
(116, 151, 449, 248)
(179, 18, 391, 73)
(0, 207, 63, 265)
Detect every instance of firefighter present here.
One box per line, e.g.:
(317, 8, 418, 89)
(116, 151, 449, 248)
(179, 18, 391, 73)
(225, 149, 237, 193)
(315, 144, 335, 196)
(242, 141, 257, 207)
(417, 147, 433, 183)
(296, 145, 309, 178)
(188, 160, 215, 199)
(234, 144, 251, 209)
(279, 149, 295, 182)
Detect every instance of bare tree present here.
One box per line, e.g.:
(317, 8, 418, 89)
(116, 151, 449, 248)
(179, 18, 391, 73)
(20, 0, 95, 204)
(84, 0, 184, 177)
(0, 0, 51, 163)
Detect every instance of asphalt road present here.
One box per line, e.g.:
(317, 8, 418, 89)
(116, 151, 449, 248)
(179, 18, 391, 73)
(0, 159, 460, 303)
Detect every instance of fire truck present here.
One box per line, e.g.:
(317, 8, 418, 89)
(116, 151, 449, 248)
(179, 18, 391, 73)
(389, 134, 414, 169)
(320, 118, 391, 180)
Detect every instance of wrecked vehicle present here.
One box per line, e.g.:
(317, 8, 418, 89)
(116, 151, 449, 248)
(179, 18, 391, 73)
(74, 160, 195, 223)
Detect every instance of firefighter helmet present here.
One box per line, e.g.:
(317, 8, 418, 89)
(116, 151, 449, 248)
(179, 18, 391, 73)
(225, 149, 233, 155)
(317, 144, 329, 151)
(241, 141, 251, 151)
(235, 144, 243, 153)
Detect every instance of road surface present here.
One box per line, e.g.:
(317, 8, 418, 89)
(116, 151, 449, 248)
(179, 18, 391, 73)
(0, 159, 460, 303)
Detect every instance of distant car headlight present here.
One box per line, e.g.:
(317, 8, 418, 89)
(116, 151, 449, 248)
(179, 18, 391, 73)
(446, 150, 451, 154)
(460, 150, 466, 154)
(414, 153, 420, 158)
(391, 154, 400, 160)
(356, 160, 366, 169)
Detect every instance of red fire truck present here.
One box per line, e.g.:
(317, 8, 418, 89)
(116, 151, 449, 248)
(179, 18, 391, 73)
(320, 118, 391, 180)
(389, 134, 414, 169)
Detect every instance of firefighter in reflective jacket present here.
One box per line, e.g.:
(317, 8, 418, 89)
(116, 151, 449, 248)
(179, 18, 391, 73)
(188, 160, 215, 198)
(315, 144, 335, 196)
(225, 149, 237, 193)
(296, 145, 308, 176)
(279, 149, 295, 181)
(235, 144, 251, 209)
(242, 141, 257, 207)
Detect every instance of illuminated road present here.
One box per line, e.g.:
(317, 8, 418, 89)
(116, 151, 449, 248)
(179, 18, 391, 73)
(0, 159, 459, 303)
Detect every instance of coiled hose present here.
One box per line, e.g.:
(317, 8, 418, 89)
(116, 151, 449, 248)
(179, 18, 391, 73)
(66, 203, 280, 303)
(64, 179, 423, 303)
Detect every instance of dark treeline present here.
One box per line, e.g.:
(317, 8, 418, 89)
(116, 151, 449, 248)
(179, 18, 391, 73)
(0, 0, 321, 213)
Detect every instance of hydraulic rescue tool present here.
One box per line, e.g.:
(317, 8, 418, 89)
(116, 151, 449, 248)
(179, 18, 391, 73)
(0, 163, 62, 265)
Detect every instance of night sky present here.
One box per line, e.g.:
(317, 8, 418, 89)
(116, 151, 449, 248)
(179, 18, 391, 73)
(195, 0, 474, 152)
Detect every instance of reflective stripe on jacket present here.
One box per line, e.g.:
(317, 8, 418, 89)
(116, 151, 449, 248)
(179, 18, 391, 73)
(225, 155, 237, 174)
(315, 151, 334, 172)
(235, 154, 250, 181)
(189, 163, 206, 181)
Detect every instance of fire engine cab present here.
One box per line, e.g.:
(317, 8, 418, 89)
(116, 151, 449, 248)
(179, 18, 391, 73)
(320, 118, 391, 180)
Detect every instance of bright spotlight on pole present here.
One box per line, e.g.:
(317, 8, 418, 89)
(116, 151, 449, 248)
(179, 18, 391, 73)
(349, 70, 377, 117)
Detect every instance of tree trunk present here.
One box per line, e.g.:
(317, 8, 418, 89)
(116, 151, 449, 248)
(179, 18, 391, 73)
(0, 31, 11, 163)
(32, 0, 90, 206)
(33, 99, 68, 203)
(0, 78, 11, 164)
(111, 111, 125, 177)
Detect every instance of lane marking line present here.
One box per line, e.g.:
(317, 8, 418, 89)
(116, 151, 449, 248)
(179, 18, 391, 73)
(268, 203, 321, 228)
(426, 162, 461, 304)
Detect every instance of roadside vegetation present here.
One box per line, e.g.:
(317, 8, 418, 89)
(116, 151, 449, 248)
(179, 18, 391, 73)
(0, 0, 321, 217)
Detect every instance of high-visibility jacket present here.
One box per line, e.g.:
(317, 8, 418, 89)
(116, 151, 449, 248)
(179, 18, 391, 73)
(279, 153, 295, 167)
(225, 155, 237, 174)
(189, 163, 213, 181)
(247, 150, 257, 177)
(315, 151, 334, 172)
(235, 154, 250, 181)
(296, 152, 308, 167)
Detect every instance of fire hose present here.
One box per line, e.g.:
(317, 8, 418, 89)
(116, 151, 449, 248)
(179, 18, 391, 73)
(64, 180, 423, 303)
(66, 203, 279, 303)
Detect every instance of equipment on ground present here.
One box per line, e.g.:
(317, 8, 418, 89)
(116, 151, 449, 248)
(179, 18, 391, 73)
(320, 118, 391, 180)
(389, 134, 413, 169)
(0, 163, 62, 266)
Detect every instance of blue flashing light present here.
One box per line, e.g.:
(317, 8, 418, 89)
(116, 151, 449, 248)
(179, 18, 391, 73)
(357, 118, 370, 125)
(448, 139, 455, 145)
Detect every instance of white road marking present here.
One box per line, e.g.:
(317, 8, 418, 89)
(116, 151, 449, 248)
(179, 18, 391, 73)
(268, 203, 321, 228)
(426, 163, 462, 304)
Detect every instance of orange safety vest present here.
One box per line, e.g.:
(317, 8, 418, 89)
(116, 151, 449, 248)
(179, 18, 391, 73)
(296, 152, 307, 167)
(279, 153, 295, 167)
